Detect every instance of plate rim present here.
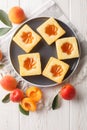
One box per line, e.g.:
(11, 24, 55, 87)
(8, 17, 81, 87)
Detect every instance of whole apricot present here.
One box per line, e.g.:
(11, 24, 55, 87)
(0, 75, 17, 91)
(26, 86, 42, 102)
(60, 84, 76, 100)
(21, 98, 36, 111)
(8, 6, 26, 24)
(10, 88, 24, 102)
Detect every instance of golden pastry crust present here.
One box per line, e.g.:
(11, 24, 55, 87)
(37, 17, 66, 45)
(42, 57, 69, 83)
(18, 53, 41, 76)
(56, 37, 79, 60)
(13, 24, 41, 53)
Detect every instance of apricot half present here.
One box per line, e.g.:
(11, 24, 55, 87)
(26, 86, 42, 102)
(8, 6, 26, 24)
(20, 98, 36, 111)
(0, 75, 17, 91)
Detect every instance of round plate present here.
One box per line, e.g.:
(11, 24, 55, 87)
(9, 17, 80, 87)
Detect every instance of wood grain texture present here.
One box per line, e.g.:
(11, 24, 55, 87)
(7, 0, 19, 11)
(56, 0, 69, 17)
(0, 87, 20, 130)
(69, 1, 87, 129)
(70, 81, 87, 130)
(0, 0, 8, 12)
(20, 0, 47, 17)
(70, 0, 87, 36)
(0, 1, 20, 130)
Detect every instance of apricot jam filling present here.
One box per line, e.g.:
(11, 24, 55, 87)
(61, 42, 73, 55)
(45, 24, 58, 36)
(50, 64, 63, 77)
(21, 31, 34, 44)
(23, 58, 36, 70)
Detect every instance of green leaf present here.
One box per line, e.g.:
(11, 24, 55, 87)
(19, 104, 29, 116)
(52, 94, 59, 110)
(0, 64, 4, 69)
(0, 28, 11, 36)
(2, 93, 10, 103)
(0, 10, 12, 27)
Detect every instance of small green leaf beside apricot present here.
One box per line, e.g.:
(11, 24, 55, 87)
(0, 28, 11, 36)
(52, 94, 59, 110)
(19, 104, 29, 116)
(2, 93, 10, 103)
(0, 10, 12, 27)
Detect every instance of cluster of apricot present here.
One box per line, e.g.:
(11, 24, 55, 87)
(0, 75, 42, 112)
(21, 86, 42, 111)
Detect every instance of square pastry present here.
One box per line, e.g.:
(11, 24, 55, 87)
(37, 17, 66, 45)
(18, 53, 41, 76)
(13, 24, 41, 53)
(42, 57, 69, 83)
(56, 37, 79, 60)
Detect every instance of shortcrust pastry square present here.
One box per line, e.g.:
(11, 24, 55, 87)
(42, 57, 69, 83)
(18, 53, 41, 76)
(13, 24, 41, 53)
(37, 17, 66, 45)
(56, 37, 79, 60)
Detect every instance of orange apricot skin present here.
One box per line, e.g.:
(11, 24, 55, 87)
(8, 6, 26, 24)
(26, 86, 42, 102)
(20, 98, 36, 112)
(0, 75, 17, 91)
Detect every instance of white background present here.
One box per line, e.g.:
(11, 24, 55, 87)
(0, 0, 87, 130)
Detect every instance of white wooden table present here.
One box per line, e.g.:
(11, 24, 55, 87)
(0, 0, 87, 130)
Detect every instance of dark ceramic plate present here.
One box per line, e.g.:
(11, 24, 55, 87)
(9, 17, 80, 87)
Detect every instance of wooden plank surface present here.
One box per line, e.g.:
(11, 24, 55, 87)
(69, 0, 87, 130)
(0, 87, 20, 130)
(70, 0, 87, 36)
(56, 0, 70, 17)
(0, 1, 20, 130)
